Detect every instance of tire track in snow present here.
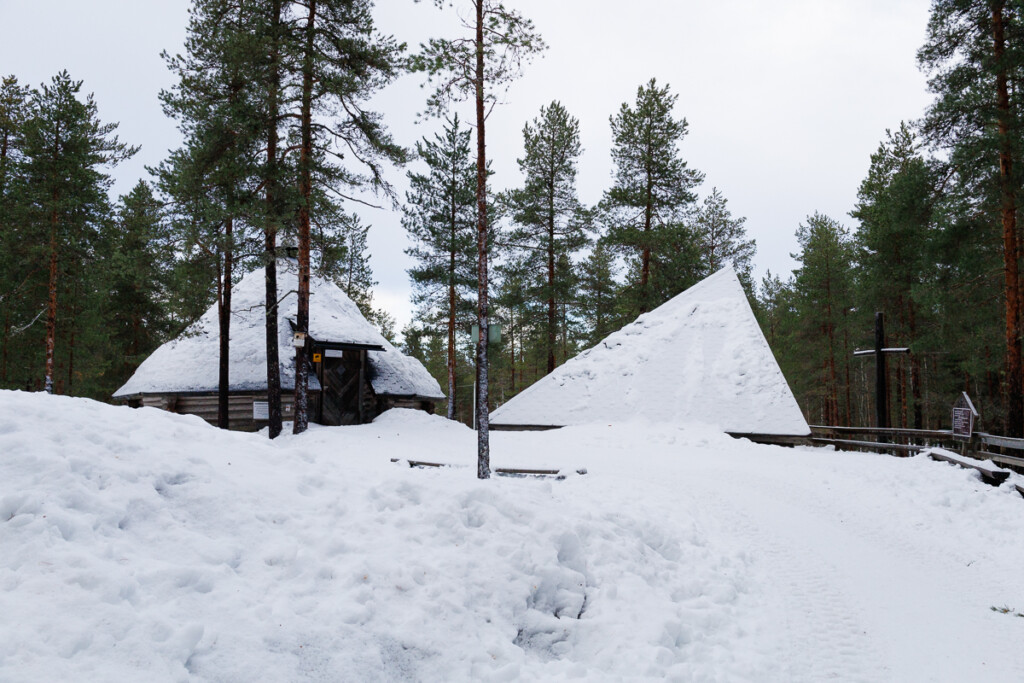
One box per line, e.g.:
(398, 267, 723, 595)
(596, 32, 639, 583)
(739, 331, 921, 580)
(676, 453, 1024, 682)
(677, 475, 891, 682)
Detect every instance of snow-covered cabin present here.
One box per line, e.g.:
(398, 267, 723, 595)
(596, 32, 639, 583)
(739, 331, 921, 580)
(113, 259, 444, 430)
(490, 267, 810, 438)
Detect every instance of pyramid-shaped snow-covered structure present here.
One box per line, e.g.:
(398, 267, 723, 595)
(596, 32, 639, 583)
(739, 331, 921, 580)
(114, 259, 444, 401)
(490, 267, 809, 435)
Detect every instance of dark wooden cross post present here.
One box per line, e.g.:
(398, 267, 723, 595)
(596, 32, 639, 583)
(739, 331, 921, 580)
(853, 312, 910, 445)
(874, 311, 888, 433)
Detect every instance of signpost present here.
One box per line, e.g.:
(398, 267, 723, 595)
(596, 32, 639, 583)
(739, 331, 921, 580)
(952, 392, 978, 441)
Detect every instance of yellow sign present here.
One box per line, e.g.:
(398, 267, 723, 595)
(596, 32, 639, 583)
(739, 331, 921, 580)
(312, 353, 322, 363)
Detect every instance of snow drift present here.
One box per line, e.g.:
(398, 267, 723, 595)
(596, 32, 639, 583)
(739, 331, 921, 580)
(2, 390, 1024, 681)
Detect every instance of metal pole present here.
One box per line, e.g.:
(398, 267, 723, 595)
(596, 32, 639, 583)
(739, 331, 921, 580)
(875, 312, 889, 443)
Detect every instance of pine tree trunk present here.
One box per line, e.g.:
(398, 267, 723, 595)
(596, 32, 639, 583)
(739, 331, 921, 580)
(44, 207, 58, 395)
(547, 177, 556, 374)
(293, 0, 316, 435)
(509, 312, 516, 394)
(547, 239, 556, 374)
(519, 343, 524, 388)
(264, 0, 283, 439)
(994, 1, 1023, 437)
(1, 121, 9, 385)
(218, 217, 233, 429)
(67, 283, 76, 393)
(448, 254, 457, 421)
(447, 192, 457, 420)
(909, 302, 923, 429)
(640, 186, 653, 314)
(1, 306, 9, 384)
(824, 272, 838, 425)
(842, 308, 851, 426)
(474, 0, 490, 479)
(561, 302, 568, 362)
(821, 355, 831, 424)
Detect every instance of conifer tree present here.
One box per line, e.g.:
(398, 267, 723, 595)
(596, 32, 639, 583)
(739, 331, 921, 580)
(288, 0, 407, 434)
(317, 212, 395, 339)
(577, 242, 619, 347)
(19, 72, 135, 395)
(103, 181, 175, 394)
(791, 213, 857, 426)
(918, 0, 1024, 435)
(852, 124, 935, 429)
(506, 101, 588, 374)
(413, 0, 545, 478)
(403, 115, 478, 419)
(692, 187, 756, 283)
(756, 270, 787, 348)
(491, 252, 536, 397)
(604, 78, 703, 315)
(0, 75, 31, 386)
(159, 0, 263, 428)
(256, 0, 290, 439)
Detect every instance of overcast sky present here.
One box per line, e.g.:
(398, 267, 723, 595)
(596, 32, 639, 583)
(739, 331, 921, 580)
(0, 0, 934, 331)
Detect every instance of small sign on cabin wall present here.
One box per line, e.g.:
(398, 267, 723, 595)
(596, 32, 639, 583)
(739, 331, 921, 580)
(253, 401, 269, 421)
(952, 392, 978, 440)
(312, 352, 322, 363)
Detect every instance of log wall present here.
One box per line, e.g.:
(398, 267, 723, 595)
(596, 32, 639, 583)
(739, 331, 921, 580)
(136, 392, 298, 432)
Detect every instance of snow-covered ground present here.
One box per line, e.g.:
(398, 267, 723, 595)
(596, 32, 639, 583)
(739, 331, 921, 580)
(2, 390, 1024, 681)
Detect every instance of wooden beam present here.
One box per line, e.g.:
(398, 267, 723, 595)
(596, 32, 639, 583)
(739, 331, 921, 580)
(489, 423, 563, 431)
(389, 458, 586, 478)
(810, 425, 953, 440)
(988, 453, 1024, 469)
(728, 433, 813, 447)
(810, 437, 923, 454)
(978, 432, 1024, 451)
(927, 449, 1010, 486)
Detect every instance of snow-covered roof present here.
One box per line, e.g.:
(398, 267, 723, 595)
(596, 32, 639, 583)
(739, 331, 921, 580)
(113, 260, 444, 401)
(490, 267, 809, 435)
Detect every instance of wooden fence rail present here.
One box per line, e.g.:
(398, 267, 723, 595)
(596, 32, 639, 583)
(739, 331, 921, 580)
(808, 424, 1024, 475)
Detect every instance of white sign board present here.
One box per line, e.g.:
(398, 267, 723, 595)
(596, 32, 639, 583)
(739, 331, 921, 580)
(253, 401, 269, 421)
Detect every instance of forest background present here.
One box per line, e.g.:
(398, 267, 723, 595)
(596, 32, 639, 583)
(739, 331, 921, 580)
(2, 0, 1022, 437)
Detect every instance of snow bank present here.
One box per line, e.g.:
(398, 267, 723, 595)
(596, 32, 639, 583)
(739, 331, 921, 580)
(490, 268, 809, 435)
(3, 390, 1024, 681)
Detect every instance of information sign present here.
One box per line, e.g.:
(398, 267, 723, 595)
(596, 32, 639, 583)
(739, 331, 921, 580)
(951, 392, 978, 441)
(952, 407, 973, 439)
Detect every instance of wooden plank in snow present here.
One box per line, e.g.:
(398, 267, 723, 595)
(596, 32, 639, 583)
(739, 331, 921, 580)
(389, 458, 586, 479)
(927, 449, 1010, 486)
